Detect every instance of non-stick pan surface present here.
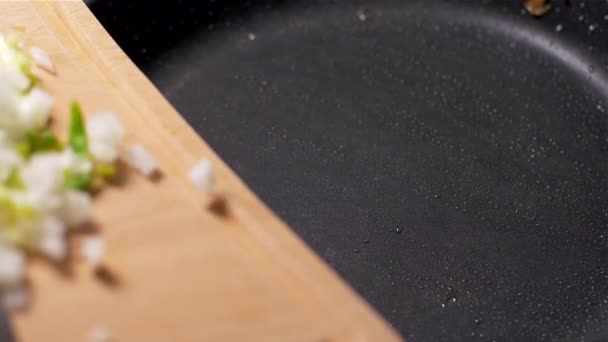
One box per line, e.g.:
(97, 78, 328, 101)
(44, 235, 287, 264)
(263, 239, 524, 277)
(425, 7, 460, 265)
(91, 0, 608, 340)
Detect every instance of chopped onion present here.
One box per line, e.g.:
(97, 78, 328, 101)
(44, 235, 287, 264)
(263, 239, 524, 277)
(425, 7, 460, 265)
(1, 286, 29, 312)
(62, 190, 91, 227)
(29, 46, 54, 73)
(87, 112, 124, 163)
(82, 236, 104, 268)
(38, 216, 67, 262)
(22, 153, 64, 195)
(0, 148, 22, 182)
(18, 87, 54, 128)
(0, 245, 24, 287)
(38, 217, 67, 261)
(88, 326, 112, 342)
(122, 144, 157, 176)
(60, 148, 93, 174)
(189, 158, 214, 194)
(0, 33, 140, 311)
(38, 233, 66, 261)
(0, 65, 29, 92)
(42, 216, 66, 236)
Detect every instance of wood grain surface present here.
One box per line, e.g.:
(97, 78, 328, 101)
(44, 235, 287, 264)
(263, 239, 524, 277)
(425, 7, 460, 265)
(2, 1, 401, 341)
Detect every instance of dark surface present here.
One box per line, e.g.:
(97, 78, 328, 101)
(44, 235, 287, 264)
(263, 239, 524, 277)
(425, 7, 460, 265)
(0, 310, 13, 342)
(90, 1, 608, 341)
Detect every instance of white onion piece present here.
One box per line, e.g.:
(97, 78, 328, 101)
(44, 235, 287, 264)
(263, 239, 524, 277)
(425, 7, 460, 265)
(18, 88, 54, 128)
(0, 245, 24, 287)
(62, 190, 91, 227)
(88, 326, 112, 342)
(0, 148, 22, 182)
(29, 46, 54, 73)
(82, 236, 105, 268)
(39, 236, 66, 261)
(0, 66, 29, 92)
(87, 112, 124, 163)
(0, 82, 19, 131)
(189, 158, 214, 194)
(22, 153, 64, 195)
(42, 216, 66, 236)
(1, 286, 29, 312)
(122, 144, 157, 176)
(60, 148, 92, 174)
(38, 216, 67, 261)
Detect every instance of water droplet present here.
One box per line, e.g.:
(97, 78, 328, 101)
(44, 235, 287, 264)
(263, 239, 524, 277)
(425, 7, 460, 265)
(555, 24, 563, 32)
(353, 249, 360, 254)
(248, 32, 256, 40)
(443, 295, 458, 306)
(356, 10, 367, 21)
(474, 318, 483, 325)
(395, 227, 403, 234)
(363, 239, 370, 244)
(589, 24, 596, 32)
(433, 194, 441, 199)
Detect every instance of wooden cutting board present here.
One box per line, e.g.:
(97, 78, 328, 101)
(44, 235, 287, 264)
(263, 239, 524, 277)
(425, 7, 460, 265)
(2, 1, 401, 341)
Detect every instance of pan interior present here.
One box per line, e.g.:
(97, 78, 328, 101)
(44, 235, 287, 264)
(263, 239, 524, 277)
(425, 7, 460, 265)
(105, 1, 608, 340)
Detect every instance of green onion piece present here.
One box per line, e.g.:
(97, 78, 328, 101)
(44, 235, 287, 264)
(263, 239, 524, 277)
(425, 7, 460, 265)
(38, 130, 61, 149)
(4, 168, 24, 189)
(16, 141, 31, 159)
(64, 169, 91, 191)
(89, 162, 117, 189)
(68, 102, 88, 156)
(17, 129, 62, 159)
(0, 192, 36, 226)
(94, 162, 116, 179)
(5, 34, 19, 49)
(6, 36, 40, 89)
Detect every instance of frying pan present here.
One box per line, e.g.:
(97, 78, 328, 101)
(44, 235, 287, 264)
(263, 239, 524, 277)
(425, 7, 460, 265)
(84, 0, 608, 341)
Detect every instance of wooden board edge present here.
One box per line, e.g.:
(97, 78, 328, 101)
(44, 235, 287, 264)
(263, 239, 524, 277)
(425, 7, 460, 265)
(30, 1, 403, 341)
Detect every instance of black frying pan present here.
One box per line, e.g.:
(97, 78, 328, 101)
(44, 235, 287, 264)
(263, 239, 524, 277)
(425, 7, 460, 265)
(85, 1, 608, 341)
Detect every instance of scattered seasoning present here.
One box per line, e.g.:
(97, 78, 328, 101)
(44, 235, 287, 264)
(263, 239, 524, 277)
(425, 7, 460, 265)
(523, 0, 551, 17)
